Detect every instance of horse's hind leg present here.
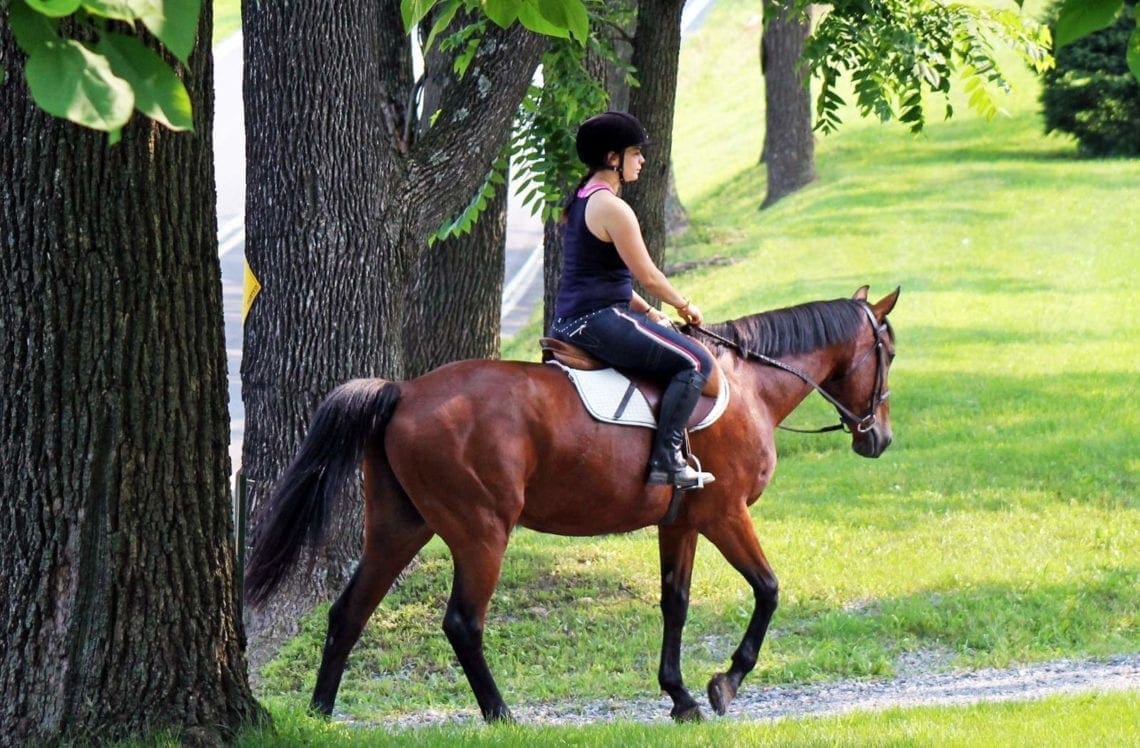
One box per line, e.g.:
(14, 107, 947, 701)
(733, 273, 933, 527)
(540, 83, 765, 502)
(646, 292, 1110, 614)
(701, 505, 779, 716)
(441, 530, 513, 722)
(658, 525, 703, 721)
(310, 457, 433, 716)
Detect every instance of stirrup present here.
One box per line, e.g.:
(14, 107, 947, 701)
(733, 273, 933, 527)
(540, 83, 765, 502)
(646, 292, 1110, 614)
(648, 454, 715, 490)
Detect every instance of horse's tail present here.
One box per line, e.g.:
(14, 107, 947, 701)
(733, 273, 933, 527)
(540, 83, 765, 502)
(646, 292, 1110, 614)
(244, 378, 401, 607)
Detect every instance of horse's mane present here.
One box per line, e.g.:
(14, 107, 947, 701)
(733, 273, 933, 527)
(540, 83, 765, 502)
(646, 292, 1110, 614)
(699, 298, 868, 358)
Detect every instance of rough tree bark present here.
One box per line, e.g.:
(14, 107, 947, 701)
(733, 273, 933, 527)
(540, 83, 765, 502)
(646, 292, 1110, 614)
(404, 11, 507, 377)
(760, 0, 815, 208)
(242, 0, 544, 668)
(626, 0, 687, 279)
(0, 6, 265, 744)
(403, 188, 506, 376)
(543, 219, 565, 335)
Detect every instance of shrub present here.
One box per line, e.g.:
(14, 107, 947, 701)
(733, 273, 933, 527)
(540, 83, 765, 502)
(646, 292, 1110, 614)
(1040, 0, 1140, 156)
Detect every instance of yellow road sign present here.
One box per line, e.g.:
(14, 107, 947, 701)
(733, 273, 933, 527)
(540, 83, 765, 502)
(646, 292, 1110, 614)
(243, 260, 261, 322)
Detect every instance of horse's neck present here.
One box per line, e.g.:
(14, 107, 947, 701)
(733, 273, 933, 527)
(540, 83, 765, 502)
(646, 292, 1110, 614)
(735, 350, 839, 425)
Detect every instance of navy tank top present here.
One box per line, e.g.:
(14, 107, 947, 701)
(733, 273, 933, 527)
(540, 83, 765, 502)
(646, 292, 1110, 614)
(553, 186, 633, 319)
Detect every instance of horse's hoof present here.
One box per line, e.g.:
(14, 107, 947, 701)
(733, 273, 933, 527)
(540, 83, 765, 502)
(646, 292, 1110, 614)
(670, 704, 704, 722)
(707, 673, 735, 716)
(307, 700, 334, 720)
(486, 705, 516, 724)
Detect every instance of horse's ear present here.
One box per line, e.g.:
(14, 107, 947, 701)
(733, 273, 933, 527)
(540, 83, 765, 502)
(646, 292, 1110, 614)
(872, 287, 900, 320)
(853, 285, 870, 301)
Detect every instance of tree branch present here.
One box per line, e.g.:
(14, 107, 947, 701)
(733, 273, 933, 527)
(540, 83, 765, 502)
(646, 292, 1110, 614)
(407, 21, 546, 236)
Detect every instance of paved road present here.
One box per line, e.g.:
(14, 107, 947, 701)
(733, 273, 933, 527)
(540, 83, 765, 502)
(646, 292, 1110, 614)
(214, 0, 717, 471)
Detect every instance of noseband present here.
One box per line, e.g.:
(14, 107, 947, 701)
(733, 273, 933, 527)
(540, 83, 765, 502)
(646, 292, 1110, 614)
(693, 303, 891, 435)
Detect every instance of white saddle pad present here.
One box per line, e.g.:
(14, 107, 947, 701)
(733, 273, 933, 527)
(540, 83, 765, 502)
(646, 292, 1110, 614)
(548, 361, 729, 432)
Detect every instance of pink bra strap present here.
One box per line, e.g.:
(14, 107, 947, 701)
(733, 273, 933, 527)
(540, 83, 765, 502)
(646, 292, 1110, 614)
(576, 183, 615, 199)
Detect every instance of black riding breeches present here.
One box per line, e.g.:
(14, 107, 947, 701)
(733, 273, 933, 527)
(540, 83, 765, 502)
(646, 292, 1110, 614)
(549, 303, 715, 385)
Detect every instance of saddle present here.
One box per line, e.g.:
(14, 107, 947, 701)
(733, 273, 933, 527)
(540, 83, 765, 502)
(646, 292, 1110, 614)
(539, 337, 727, 431)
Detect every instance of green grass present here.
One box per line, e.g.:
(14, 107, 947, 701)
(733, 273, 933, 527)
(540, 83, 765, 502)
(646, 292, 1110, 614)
(258, 0, 1138, 738)
(227, 692, 1140, 746)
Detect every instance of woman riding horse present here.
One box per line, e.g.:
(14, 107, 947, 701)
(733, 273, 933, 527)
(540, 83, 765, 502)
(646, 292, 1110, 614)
(244, 284, 899, 724)
(549, 111, 714, 491)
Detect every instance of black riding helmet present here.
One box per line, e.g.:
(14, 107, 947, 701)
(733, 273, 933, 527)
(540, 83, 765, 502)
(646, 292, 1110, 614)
(575, 112, 650, 178)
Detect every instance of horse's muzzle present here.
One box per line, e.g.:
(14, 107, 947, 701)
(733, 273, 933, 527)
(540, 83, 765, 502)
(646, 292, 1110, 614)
(852, 424, 892, 458)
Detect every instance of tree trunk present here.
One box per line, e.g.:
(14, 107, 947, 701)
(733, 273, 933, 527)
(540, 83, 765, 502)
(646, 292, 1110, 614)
(241, 0, 408, 671)
(626, 0, 687, 283)
(761, 0, 815, 208)
(242, 0, 543, 668)
(664, 166, 690, 236)
(542, 219, 565, 334)
(404, 11, 508, 377)
(403, 186, 506, 376)
(0, 8, 265, 744)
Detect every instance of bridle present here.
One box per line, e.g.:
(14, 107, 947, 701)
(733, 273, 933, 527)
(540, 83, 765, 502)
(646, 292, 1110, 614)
(692, 303, 893, 435)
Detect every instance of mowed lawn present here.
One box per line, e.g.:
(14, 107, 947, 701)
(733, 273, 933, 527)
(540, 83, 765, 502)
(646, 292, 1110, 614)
(250, 0, 1138, 741)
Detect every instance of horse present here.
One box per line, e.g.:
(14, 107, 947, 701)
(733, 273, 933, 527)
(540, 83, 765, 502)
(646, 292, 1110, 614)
(244, 286, 899, 723)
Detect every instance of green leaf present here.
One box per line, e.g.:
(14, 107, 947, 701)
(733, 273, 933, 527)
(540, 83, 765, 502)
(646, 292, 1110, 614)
(24, 40, 134, 131)
(402, 0, 430, 31)
(423, 0, 462, 51)
(541, 0, 587, 44)
(10, 0, 61, 55)
(454, 37, 479, 77)
(483, 0, 518, 28)
(81, 0, 136, 21)
(127, 0, 201, 65)
(25, 0, 81, 17)
(517, 0, 568, 39)
(97, 31, 193, 130)
(1054, 0, 1123, 48)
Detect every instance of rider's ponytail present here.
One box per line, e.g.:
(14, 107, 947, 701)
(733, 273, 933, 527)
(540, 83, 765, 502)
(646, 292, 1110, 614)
(559, 170, 595, 224)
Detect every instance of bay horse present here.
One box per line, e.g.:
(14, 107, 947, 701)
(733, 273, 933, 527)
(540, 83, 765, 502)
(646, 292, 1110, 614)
(244, 286, 899, 722)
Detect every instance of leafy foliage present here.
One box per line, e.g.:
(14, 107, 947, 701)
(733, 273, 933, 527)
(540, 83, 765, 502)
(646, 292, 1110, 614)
(1041, 0, 1140, 155)
(4, 0, 198, 140)
(800, 0, 1053, 134)
(512, 18, 634, 223)
(428, 0, 632, 241)
(431, 152, 509, 243)
(402, 0, 590, 47)
(1053, 0, 1140, 81)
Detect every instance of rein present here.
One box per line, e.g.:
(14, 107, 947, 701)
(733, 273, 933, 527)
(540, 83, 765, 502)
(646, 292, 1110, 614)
(692, 304, 890, 435)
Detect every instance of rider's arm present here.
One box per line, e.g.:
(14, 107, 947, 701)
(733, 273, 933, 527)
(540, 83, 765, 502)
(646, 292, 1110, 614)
(631, 291, 670, 324)
(589, 193, 703, 325)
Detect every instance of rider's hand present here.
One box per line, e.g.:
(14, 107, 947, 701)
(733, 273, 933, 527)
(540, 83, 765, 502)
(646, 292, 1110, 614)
(677, 301, 702, 326)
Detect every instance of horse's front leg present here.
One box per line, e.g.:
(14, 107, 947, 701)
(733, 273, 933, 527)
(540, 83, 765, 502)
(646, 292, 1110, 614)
(657, 525, 702, 721)
(702, 505, 779, 716)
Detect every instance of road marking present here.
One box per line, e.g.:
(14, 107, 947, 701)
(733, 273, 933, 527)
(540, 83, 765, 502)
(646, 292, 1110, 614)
(501, 243, 543, 321)
(218, 214, 245, 258)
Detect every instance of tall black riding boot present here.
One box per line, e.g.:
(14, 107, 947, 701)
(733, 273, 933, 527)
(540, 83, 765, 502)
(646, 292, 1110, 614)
(647, 369, 715, 490)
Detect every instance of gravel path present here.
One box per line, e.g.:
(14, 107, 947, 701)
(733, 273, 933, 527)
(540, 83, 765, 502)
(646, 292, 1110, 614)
(377, 654, 1139, 728)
